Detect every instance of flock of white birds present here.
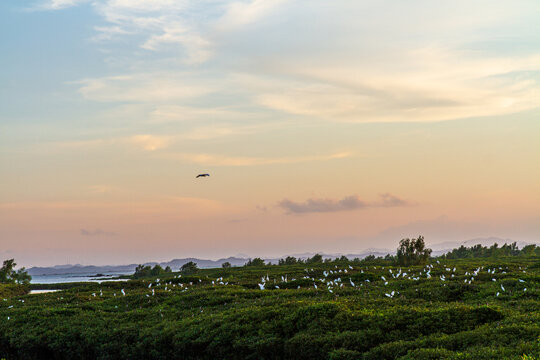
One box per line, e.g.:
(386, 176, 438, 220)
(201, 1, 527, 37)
(2, 261, 534, 322)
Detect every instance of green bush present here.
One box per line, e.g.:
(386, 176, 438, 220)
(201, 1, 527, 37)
(0, 257, 538, 359)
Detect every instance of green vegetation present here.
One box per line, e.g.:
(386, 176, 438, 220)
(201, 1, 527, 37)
(0, 259, 31, 285)
(0, 284, 28, 298)
(132, 264, 173, 279)
(396, 236, 432, 266)
(278, 256, 298, 265)
(180, 261, 199, 274)
(1, 249, 539, 359)
(441, 242, 540, 259)
(307, 253, 324, 264)
(245, 257, 266, 266)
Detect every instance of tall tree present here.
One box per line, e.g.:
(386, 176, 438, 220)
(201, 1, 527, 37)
(245, 258, 265, 267)
(306, 254, 323, 264)
(180, 261, 199, 274)
(0, 259, 31, 284)
(396, 236, 432, 266)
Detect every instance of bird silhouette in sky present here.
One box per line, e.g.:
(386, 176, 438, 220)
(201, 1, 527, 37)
(196, 174, 210, 178)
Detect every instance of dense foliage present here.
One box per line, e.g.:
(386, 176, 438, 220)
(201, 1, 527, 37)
(396, 236, 432, 266)
(0, 284, 28, 298)
(180, 262, 198, 274)
(133, 264, 172, 279)
(1, 254, 539, 359)
(245, 257, 266, 266)
(442, 243, 540, 259)
(0, 260, 31, 285)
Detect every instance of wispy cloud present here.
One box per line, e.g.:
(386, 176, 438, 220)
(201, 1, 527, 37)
(279, 193, 411, 214)
(38, 0, 89, 10)
(127, 135, 172, 151)
(166, 151, 352, 166)
(253, 49, 540, 123)
(279, 195, 367, 214)
(378, 193, 412, 207)
(44, 0, 540, 124)
(217, 0, 287, 31)
(52, 134, 172, 152)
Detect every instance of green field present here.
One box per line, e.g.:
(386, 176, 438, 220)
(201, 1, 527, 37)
(1, 257, 539, 359)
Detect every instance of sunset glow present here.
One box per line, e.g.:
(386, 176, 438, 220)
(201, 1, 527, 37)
(1, 0, 539, 266)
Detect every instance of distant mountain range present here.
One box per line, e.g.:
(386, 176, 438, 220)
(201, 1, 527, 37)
(27, 237, 537, 276)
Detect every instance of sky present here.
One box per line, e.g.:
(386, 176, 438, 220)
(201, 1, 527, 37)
(1, 0, 539, 267)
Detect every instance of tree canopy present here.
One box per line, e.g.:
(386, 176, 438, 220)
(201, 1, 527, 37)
(133, 264, 172, 279)
(245, 258, 265, 267)
(441, 242, 537, 259)
(306, 254, 323, 264)
(278, 256, 298, 265)
(180, 261, 199, 274)
(0, 259, 31, 284)
(396, 236, 432, 266)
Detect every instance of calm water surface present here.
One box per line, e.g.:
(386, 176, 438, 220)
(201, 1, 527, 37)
(30, 272, 129, 284)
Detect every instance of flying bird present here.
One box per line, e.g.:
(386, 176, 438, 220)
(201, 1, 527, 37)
(196, 174, 210, 178)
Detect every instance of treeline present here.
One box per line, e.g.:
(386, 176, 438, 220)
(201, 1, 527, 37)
(250, 236, 432, 267)
(245, 254, 353, 267)
(247, 238, 540, 268)
(441, 242, 540, 259)
(130, 238, 539, 278)
(133, 262, 200, 278)
(132, 264, 172, 279)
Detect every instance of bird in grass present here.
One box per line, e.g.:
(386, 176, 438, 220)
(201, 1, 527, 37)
(196, 173, 210, 178)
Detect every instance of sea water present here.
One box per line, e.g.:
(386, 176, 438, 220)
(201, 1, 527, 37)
(30, 272, 129, 284)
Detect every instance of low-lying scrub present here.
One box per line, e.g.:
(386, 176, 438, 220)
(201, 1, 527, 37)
(0, 257, 539, 359)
